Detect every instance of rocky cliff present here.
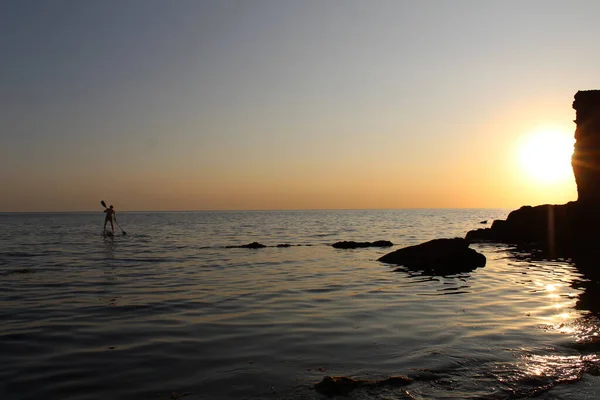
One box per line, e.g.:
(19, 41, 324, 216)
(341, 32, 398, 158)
(572, 90, 600, 204)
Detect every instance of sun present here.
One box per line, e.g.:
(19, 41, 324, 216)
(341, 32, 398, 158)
(517, 128, 575, 184)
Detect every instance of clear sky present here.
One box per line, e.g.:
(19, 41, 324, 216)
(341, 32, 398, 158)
(1, 0, 598, 211)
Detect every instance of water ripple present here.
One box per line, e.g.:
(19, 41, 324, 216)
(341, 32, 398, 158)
(3, 209, 599, 399)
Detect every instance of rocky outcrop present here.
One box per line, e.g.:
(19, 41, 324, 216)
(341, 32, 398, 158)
(378, 238, 486, 274)
(466, 203, 577, 253)
(331, 240, 393, 249)
(465, 202, 600, 260)
(314, 375, 411, 397)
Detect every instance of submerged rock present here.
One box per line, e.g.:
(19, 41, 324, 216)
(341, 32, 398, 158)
(378, 238, 486, 274)
(314, 375, 411, 397)
(331, 240, 393, 249)
(225, 242, 266, 249)
(224, 242, 314, 248)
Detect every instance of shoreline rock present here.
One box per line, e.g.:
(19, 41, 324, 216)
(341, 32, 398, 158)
(378, 238, 486, 274)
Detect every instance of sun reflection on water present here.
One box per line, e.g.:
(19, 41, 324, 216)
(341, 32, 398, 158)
(521, 353, 600, 382)
(488, 255, 600, 397)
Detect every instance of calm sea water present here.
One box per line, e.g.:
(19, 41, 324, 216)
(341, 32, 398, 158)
(1, 209, 600, 400)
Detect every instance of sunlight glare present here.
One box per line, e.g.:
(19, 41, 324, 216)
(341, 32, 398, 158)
(517, 128, 574, 184)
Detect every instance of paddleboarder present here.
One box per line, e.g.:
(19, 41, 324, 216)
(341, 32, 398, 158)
(104, 205, 117, 235)
(101, 200, 127, 235)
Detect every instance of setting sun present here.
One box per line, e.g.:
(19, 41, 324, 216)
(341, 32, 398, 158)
(517, 128, 575, 184)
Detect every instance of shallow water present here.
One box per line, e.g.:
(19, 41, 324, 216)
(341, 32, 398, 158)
(1, 209, 600, 399)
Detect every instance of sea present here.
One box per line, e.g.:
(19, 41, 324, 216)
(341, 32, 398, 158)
(1, 209, 600, 400)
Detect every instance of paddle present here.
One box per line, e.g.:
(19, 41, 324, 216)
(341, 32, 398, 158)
(115, 221, 127, 236)
(101, 200, 127, 235)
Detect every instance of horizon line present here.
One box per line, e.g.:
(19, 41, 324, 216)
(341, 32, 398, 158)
(0, 206, 515, 214)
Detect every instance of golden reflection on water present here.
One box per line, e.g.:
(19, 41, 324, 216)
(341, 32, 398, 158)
(517, 353, 600, 384)
(552, 316, 600, 344)
(526, 354, 595, 378)
(493, 258, 600, 393)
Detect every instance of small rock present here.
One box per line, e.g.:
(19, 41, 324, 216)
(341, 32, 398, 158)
(332, 240, 393, 249)
(225, 242, 266, 249)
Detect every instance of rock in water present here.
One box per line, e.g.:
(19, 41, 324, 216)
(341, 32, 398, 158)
(378, 238, 486, 274)
(225, 242, 266, 249)
(331, 240, 393, 249)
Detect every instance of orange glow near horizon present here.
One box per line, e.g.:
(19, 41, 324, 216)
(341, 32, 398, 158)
(517, 127, 575, 185)
(505, 124, 578, 207)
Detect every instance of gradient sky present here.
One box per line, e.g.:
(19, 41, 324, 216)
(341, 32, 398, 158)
(1, 0, 599, 211)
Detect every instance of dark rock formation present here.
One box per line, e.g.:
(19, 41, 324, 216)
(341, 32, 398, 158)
(331, 240, 393, 249)
(224, 242, 314, 248)
(314, 375, 411, 397)
(466, 201, 600, 259)
(466, 90, 600, 259)
(465, 202, 600, 259)
(378, 238, 486, 274)
(225, 242, 266, 249)
(467, 203, 576, 249)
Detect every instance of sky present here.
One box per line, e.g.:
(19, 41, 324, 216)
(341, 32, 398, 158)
(1, 0, 599, 212)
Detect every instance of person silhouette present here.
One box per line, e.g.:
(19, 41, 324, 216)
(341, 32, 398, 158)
(104, 205, 117, 234)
